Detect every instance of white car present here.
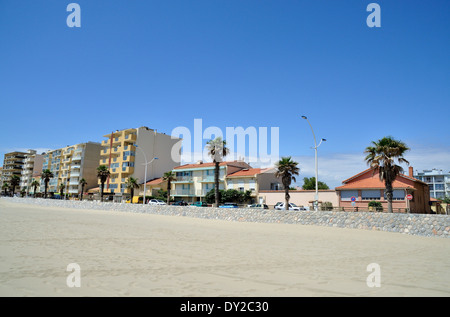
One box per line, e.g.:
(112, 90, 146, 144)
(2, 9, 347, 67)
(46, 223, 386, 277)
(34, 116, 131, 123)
(275, 202, 306, 211)
(148, 199, 166, 205)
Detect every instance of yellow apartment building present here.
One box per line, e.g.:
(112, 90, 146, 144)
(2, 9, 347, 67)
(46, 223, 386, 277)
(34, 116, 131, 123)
(98, 126, 180, 200)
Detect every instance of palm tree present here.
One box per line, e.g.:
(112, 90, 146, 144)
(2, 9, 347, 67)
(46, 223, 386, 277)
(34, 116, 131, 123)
(59, 183, 65, 200)
(79, 178, 87, 201)
(2, 182, 9, 196)
(9, 175, 20, 197)
(206, 137, 229, 207)
(364, 136, 410, 213)
(41, 169, 54, 199)
(31, 180, 40, 197)
(97, 165, 110, 202)
(125, 177, 139, 203)
(275, 157, 300, 210)
(162, 171, 177, 205)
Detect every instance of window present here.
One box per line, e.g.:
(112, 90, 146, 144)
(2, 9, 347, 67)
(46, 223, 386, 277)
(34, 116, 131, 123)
(383, 189, 405, 200)
(362, 190, 381, 200)
(227, 180, 233, 189)
(341, 190, 358, 201)
(270, 183, 280, 190)
(239, 187, 245, 192)
(249, 179, 256, 190)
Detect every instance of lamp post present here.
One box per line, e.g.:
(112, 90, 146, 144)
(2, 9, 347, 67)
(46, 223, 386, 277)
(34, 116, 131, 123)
(135, 145, 158, 205)
(301, 116, 326, 211)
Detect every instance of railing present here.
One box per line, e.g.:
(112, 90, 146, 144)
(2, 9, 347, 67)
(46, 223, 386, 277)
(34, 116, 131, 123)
(173, 189, 194, 196)
(173, 176, 193, 182)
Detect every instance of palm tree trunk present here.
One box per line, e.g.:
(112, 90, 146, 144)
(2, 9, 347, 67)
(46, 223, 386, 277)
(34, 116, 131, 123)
(44, 182, 48, 199)
(167, 180, 171, 205)
(214, 161, 220, 207)
(385, 181, 393, 213)
(130, 188, 134, 204)
(80, 185, 84, 201)
(285, 186, 290, 211)
(33, 185, 37, 198)
(100, 182, 104, 202)
(11, 185, 15, 197)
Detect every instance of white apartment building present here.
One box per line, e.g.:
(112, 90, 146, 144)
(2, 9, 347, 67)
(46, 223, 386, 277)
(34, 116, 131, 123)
(41, 142, 101, 196)
(20, 149, 44, 194)
(414, 169, 450, 199)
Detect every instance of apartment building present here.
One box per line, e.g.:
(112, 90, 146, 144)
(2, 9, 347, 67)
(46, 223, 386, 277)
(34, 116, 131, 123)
(170, 160, 253, 203)
(414, 168, 450, 199)
(40, 142, 101, 196)
(99, 126, 180, 198)
(20, 149, 44, 194)
(1, 151, 27, 193)
(226, 167, 281, 200)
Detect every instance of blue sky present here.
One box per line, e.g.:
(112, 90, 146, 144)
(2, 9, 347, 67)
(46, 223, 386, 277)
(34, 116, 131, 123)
(1, 0, 449, 188)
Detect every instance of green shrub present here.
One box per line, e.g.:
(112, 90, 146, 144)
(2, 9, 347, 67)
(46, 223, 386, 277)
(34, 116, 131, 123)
(368, 201, 383, 212)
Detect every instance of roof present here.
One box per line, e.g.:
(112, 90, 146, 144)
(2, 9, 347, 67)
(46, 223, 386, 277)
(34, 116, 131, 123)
(336, 168, 427, 190)
(227, 168, 274, 177)
(145, 177, 165, 186)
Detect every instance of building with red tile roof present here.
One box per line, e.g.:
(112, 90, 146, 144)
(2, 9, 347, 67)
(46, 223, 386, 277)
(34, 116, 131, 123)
(335, 166, 431, 213)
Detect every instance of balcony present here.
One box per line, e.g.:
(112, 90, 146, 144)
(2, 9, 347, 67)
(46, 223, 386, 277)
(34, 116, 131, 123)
(71, 165, 81, 170)
(173, 189, 195, 196)
(69, 181, 79, 186)
(124, 133, 136, 142)
(70, 172, 80, 177)
(68, 189, 79, 194)
(173, 176, 193, 183)
(72, 155, 82, 161)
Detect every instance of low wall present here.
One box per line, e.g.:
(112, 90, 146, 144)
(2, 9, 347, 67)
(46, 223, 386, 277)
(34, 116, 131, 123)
(3, 197, 449, 238)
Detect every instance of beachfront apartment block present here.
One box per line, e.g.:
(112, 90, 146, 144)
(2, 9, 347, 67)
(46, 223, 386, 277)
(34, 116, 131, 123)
(226, 167, 282, 202)
(98, 126, 180, 197)
(413, 168, 450, 199)
(169, 161, 282, 203)
(1, 151, 27, 193)
(40, 142, 101, 196)
(20, 150, 44, 194)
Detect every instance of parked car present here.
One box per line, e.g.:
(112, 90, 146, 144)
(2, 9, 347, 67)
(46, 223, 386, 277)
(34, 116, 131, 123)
(148, 199, 166, 205)
(219, 202, 239, 208)
(274, 202, 283, 209)
(275, 202, 307, 211)
(172, 200, 188, 206)
(247, 203, 269, 209)
(190, 201, 208, 207)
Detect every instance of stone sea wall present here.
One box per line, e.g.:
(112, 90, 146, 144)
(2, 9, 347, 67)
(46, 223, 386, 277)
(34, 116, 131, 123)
(3, 197, 450, 238)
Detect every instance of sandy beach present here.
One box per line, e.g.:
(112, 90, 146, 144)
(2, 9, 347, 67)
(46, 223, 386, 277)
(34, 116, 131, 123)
(0, 199, 449, 297)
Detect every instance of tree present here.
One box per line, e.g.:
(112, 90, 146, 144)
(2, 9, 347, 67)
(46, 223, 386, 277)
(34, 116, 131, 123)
(302, 177, 329, 190)
(364, 136, 410, 213)
(41, 169, 54, 199)
(2, 182, 9, 196)
(206, 137, 229, 207)
(9, 175, 21, 197)
(125, 177, 139, 203)
(97, 165, 110, 202)
(79, 178, 87, 201)
(368, 200, 383, 212)
(31, 180, 40, 197)
(275, 157, 300, 210)
(162, 171, 177, 205)
(59, 183, 65, 199)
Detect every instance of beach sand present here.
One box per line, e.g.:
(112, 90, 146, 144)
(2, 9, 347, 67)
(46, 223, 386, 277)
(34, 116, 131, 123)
(0, 199, 449, 297)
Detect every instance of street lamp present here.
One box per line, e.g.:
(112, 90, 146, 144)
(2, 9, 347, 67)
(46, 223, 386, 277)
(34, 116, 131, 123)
(301, 115, 326, 211)
(135, 145, 158, 205)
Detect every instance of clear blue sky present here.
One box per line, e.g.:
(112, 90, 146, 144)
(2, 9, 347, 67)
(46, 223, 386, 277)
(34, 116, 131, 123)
(1, 0, 449, 188)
